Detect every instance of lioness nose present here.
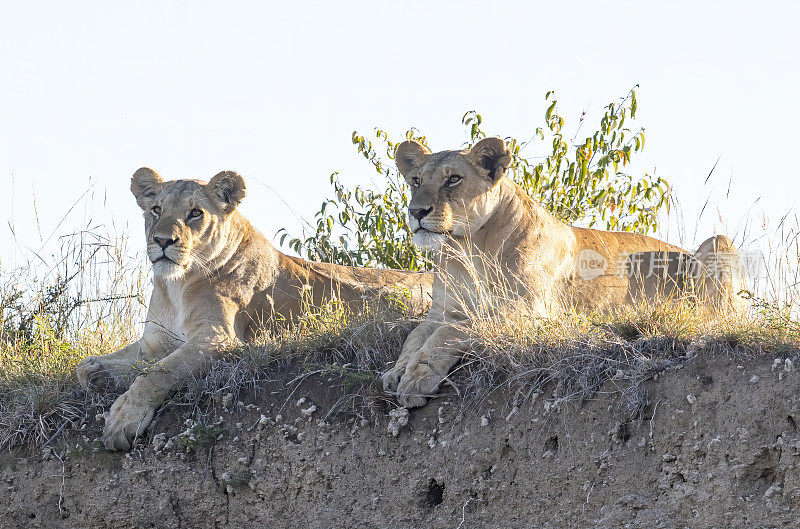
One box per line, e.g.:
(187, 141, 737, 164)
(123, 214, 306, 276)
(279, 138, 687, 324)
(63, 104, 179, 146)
(410, 206, 434, 221)
(153, 236, 178, 249)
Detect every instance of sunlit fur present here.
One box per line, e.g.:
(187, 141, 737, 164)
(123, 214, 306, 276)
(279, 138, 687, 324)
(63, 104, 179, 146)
(384, 137, 749, 408)
(76, 168, 432, 451)
(142, 180, 237, 281)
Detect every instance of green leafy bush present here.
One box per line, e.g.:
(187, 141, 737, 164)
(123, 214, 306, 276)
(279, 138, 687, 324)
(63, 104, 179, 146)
(280, 86, 670, 270)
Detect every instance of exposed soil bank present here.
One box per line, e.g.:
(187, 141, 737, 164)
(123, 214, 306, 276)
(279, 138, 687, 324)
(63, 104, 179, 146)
(2, 353, 800, 528)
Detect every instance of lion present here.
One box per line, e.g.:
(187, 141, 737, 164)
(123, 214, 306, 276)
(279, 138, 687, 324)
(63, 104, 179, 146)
(382, 137, 748, 407)
(77, 168, 432, 450)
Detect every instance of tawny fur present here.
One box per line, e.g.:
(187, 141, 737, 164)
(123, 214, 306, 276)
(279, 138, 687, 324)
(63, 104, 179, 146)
(383, 138, 748, 407)
(78, 168, 432, 450)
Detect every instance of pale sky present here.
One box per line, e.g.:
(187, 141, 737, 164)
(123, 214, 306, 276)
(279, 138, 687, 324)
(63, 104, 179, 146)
(2, 1, 799, 270)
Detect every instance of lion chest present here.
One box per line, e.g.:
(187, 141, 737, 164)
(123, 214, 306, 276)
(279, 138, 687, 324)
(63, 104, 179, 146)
(162, 281, 187, 341)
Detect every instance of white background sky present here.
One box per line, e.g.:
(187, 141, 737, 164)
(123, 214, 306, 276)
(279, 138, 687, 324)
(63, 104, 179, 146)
(1, 0, 799, 270)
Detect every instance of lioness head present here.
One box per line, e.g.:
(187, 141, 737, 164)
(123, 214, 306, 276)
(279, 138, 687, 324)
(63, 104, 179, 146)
(130, 168, 246, 280)
(395, 137, 512, 250)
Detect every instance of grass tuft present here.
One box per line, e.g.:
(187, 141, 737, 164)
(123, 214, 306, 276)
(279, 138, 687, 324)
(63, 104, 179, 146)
(3, 220, 800, 452)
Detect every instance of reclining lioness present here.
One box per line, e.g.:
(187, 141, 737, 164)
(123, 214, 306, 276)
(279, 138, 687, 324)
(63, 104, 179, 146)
(78, 168, 432, 450)
(382, 138, 747, 407)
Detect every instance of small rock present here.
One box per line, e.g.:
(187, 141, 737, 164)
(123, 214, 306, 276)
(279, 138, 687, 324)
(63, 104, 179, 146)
(387, 408, 410, 437)
(772, 358, 783, 371)
(222, 393, 233, 410)
(686, 394, 697, 405)
(662, 453, 677, 462)
(301, 405, 317, 418)
(481, 416, 490, 427)
(749, 375, 760, 383)
(785, 359, 794, 372)
(296, 397, 306, 406)
(151, 433, 167, 452)
(764, 484, 782, 499)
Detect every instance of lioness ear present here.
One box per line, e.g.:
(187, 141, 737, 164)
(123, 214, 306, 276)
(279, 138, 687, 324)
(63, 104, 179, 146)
(130, 168, 163, 210)
(468, 137, 511, 184)
(206, 171, 246, 214)
(395, 141, 431, 180)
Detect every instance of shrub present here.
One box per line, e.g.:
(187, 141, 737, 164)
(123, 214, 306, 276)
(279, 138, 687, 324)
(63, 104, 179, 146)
(280, 86, 670, 270)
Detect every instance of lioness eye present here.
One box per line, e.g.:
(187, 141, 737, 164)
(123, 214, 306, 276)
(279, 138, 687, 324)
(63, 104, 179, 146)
(411, 177, 421, 188)
(151, 205, 162, 215)
(188, 208, 203, 219)
(445, 174, 462, 186)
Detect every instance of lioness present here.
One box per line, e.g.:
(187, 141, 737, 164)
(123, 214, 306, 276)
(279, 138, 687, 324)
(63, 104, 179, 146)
(382, 137, 747, 407)
(78, 169, 432, 450)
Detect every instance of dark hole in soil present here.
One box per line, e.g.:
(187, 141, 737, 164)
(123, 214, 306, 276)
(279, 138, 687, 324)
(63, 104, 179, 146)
(698, 374, 713, 385)
(618, 422, 632, 443)
(425, 478, 445, 507)
(545, 435, 559, 453)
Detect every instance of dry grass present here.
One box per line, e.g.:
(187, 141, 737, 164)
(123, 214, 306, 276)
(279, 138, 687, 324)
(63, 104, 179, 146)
(3, 215, 800, 452)
(173, 297, 420, 424)
(427, 241, 800, 414)
(1, 225, 144, 450)
(453, 300, 798, 414)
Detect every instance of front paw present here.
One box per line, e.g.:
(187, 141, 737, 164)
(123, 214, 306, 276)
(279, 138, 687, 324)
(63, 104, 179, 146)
(76, 357, 120, 392)
(382, 362, 408, 393)
(103, 390, 156, 451)
(395, 362, 444, 408)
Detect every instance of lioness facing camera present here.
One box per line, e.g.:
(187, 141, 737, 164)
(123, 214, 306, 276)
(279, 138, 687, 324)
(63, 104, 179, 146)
(78, 169, 432, 450)
(382, 138, 747, 407)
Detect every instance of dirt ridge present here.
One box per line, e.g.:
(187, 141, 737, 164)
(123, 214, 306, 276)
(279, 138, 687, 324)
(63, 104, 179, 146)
(2, 353, 800, 528)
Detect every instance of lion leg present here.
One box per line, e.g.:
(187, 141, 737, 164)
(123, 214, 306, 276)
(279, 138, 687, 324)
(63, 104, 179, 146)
(77, 341, 158, 392)
(395, 323, 469, 409)
(693, 235, 749, 312)
(103, 330, 239, 451)
(382, 320, 441, 393)
(76, 324, 180, 392)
